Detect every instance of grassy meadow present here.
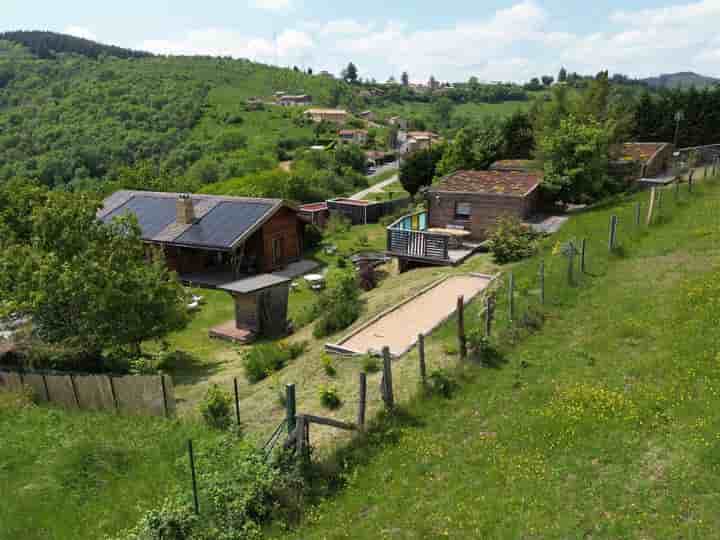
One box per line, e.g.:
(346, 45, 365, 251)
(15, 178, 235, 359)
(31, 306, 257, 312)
(273, 175, 720, 539)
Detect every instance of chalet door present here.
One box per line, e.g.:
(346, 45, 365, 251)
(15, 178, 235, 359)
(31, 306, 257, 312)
(272, 236, 285, 269)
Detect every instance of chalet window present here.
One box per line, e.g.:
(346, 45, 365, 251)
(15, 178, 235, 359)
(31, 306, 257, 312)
(455, 202, 472, 220)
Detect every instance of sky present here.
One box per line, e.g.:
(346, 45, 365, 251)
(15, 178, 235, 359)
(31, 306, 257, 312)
(4, 0, 720, 83)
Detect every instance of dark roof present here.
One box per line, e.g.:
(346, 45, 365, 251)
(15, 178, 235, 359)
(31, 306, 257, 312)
(429, 170, 542, 197)
(98, 191, 285, 250)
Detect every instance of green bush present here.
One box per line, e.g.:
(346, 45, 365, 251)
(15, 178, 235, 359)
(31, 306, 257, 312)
(243, 343, 292, 383)
(312, 266, 362, 338)
(427, 369, 458, 399)
(487, 216, 541, 264)
(326, 213, 351, 235)
(322, 354, 337, 376)
(200, 384, 233, 430)
(361, 354, 381, 373)
(319, 385, 341, 409)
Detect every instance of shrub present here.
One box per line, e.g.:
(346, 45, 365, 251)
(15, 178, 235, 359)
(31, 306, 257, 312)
(466, 329, 502, 365)
(243, 343, 292, 384)
(322, 354, 337, 376)
(361, 354, 381, 373)
(427, 369, 458, 398)
(313, 266, 362, 338)
(286, 340, 308, 360)
(358, 262, 378, 291)
(200, 384, 233, 430)
(327, 213, 351, 235)
(319, 385, 341, 409)
(487, 216, 541, 264)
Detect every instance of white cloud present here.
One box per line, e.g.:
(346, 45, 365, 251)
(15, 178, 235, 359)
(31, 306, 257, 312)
(140, 28, 313, 64)
(249, 0, 293, 12)
(135, 0, 720, 83)
(64, 26, 98, 42)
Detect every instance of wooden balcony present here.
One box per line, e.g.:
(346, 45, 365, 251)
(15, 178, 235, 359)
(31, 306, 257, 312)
(386, 210, 479, 267)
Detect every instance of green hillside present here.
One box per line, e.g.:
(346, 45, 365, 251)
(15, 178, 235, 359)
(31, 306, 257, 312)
(276, 174, 720, 539)
(0, 36, 348, 191)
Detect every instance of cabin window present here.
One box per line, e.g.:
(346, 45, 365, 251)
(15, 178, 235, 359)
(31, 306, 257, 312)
(455, 202, 472, 220)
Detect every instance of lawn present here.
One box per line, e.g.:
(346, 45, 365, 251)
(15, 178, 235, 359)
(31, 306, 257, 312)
(273, 176, 720, 538)
(0, 392, 227, 540)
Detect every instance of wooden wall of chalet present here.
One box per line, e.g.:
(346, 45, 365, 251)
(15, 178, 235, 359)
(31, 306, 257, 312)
(260, 207, 302, 272)
(428, 190, 539, 240)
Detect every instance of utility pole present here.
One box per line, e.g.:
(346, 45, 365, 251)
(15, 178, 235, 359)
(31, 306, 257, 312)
(673, 110, 685, 149)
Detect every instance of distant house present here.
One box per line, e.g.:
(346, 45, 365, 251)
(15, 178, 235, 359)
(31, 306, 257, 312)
(359, 110, 376, 121)
(98, 191, 312, 342)
(318, 70, 335, 78)
(298, 202, 330, 228)
(426, 170, 542, 240)
(386, 170, 542, 271)
(610, 142, 674, 183)
(276, 94, 312, 106)
(338, 129, 368, 145)
(304, 108, 348, 124)
(388, 116, 408, 129)
(404, 131, 440, 153)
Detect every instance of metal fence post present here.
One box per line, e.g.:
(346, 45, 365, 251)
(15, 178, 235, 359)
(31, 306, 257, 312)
(233, 378, 240, 426)
(635, 202, 641, 227)
(188, 440, 200, 514)
(381, 346, 394, 409)
(508, 272, 515, 322)
(609, 215, 618, 252)
(418, 334, 427, 386)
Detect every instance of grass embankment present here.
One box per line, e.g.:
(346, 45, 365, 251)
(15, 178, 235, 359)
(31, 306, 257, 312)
(0, 392, 230, 540)
(276, 177, 720, 538)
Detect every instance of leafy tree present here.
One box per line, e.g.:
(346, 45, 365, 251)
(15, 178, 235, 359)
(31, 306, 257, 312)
(432, 97, 454, 129)
(558, 67, 568, 83)
(502, 111, 535, 159)
(538, 115, 613, 204)
(541, 75, 554, 86)
(334, 143, 367, 174)
(0, 191, 188, 359)
(342, 62, 359, 84)
(401, 71, 409, 87)
(525, 77, 543, 91)
(436, 123, 503, 177)
(399, 146, 444, 196)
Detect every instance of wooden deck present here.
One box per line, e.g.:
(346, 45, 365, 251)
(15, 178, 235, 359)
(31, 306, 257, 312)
(386, 210, 483, 267)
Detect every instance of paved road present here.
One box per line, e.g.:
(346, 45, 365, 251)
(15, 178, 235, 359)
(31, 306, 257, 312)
(350, 161, 400, 200)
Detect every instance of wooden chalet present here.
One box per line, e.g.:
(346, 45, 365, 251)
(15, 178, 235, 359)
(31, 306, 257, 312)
(387, 170, 542, 271)
(99, 191, 314, 342)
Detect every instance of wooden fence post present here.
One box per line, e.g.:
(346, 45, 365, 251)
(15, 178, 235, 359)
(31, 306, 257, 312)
(457, 295, 466, 360)
(357, 372, 367, 430)
(41, 374, 51, 402)
(286, 384, 296, 435)
(646, 187, 657, 225)
(69, 375, 81, 409)
(538, 261, 545, 305)
(108, 376, 119, 413)
(608, 215, 618, 252)
(485, 295, 494, 337)
(567, 241, 576, 286)
(233, 378, 240, 426)
(508, 272, 515, 323)
(580, 238, 587, 274)
(188, 439, 200, 514)
(674, 177, 680, 199)
(688, 170, 694, 193)
(634, 202, 641, 227)
(418, 334, 427, 386)
(381, 346, 394, 409)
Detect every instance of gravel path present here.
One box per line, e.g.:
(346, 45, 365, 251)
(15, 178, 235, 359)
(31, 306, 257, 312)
(337, 275, 491, 356)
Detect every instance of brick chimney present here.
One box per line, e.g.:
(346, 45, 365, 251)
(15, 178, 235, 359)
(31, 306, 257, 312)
(176, 193, 195, 225)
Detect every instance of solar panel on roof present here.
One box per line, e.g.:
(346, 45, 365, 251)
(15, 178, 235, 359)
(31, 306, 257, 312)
(101, 196, 179, 239)
(175, 201, 274, 249)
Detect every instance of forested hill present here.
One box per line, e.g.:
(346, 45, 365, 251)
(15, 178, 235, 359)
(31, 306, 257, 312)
(641, 72, 719, 90)
(0, 31, 152, 59)
(0, 34, 351, 192)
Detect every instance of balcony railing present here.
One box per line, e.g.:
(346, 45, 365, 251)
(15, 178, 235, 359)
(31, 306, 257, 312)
(386, 210, 450, 262)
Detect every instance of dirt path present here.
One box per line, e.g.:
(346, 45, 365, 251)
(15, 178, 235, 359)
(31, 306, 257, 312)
(336, 275, 492, 356)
